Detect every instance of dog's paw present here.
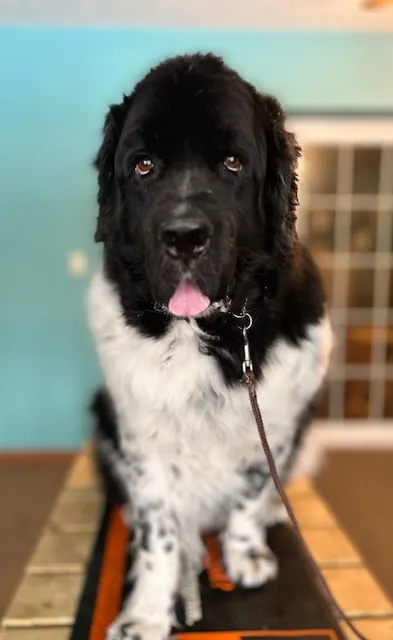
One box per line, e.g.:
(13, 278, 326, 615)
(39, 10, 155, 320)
(107, 618, 169, 640)
(224, 546, 278, 589)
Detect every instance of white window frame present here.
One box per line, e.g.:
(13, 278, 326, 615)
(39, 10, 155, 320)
(288, 117, 393, 146)
(285, 117, 393, 448)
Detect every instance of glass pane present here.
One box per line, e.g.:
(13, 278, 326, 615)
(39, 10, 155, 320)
(369, 268, 391, 309)
(303, 147, 338, 195)
(371, 325, 389, 362)
(389, 271, 393, 309)
(316, 385, 329, 418)
(384, 381, 393, 417)
(374, 209, 392, 253)
(345, 380, 370, 418)
(382, 148, 393, 194)
(319, 267, 334, 304)
(329, 380, 344, 418)
(308, 209, 335, 254)
(389, 212, 393, 253)
(348, 269, 374, 308)
(350, 210, 377, 253)
(353, 147, 381, 194)
(385, 327, 393, 364)
(346, 326, 373, 365)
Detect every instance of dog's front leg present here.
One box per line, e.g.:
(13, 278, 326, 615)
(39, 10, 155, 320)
(221, 452, 289, 589)
(108, 455, 179, 640)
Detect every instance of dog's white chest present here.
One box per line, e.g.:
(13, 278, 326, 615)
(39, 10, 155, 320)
(88, 270, 332, 531)
(88, 270, 331, 451)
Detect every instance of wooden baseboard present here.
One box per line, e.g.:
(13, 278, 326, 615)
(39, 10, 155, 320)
(0, 451, 76, 466)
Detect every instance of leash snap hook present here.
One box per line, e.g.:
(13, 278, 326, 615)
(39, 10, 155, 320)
(233, 311, 254, 374)
(241, 324, 254, 375)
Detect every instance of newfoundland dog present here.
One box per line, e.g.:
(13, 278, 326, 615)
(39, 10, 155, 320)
(88, 53, 332, 640)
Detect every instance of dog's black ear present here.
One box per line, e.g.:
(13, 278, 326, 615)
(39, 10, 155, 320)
(256, 94, 300, 264)
(94, 99, 129, 243)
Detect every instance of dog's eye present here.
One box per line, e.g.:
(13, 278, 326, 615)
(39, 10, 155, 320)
(223, 156, 243, 174)
(135, 157, 154, 177)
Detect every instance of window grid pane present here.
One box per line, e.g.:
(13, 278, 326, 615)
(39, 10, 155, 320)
(300, 142, 393, 420)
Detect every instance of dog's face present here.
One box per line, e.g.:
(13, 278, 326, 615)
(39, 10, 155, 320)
(95, 54, 299, 317)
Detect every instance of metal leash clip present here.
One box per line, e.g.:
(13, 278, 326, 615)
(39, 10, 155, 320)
(232, 310, 254, 374)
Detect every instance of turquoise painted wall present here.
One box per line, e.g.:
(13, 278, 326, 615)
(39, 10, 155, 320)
(1, 29, 393, 449)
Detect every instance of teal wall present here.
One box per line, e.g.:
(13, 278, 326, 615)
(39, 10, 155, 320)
(1, 29, 393, 450)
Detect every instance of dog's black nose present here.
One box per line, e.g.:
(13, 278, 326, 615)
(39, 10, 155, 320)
(160, 218, 211, 260)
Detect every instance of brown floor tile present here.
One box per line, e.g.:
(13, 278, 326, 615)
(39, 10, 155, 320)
(0, 629, 71, 640)
(342, 616, 393, 640)
(65, 444, 98, 489)
(49, 493, 103, 533)
(315, 451, 393, 602)
(2, 573, 84, 628)
(0, 460, 72, 619)
(54, 487, 102, 502)
(323, 566, 393, 617)
(302, 528, 362, 567)
(27, 527, 96, 572)
(291, 491, 337, 529)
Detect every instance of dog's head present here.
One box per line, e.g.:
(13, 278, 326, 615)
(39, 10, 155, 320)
(94, 53, 300, 317)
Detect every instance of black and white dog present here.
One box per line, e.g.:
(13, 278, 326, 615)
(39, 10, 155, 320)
(88, 53, 332, 640)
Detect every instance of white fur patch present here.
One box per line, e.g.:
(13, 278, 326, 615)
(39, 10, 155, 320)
(87, 268, 332, 637)
(87, 264, 332, 534)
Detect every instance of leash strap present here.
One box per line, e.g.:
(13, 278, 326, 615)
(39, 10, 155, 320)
(244, 369, 369, 640)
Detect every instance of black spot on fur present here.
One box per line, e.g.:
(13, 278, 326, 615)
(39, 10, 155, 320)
(119, 623, 135, 634)
(275, 444, 285, 458)
(137, 507, 145, 521)
(148, 500, 164, 511)
(282, 394, 320, 481)
(229, 534, 250, 543)
(164, 541, 174, 553)
(137, 501, 163, 522)
(171, 464, 181, 478)
(242, 463, 269, 498)
(140, 521, 152, 552)
(134, 464, 144, 477)
(247, 547, 274, 571)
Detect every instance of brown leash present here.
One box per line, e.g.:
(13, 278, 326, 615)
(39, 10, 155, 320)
(244, 370, 369, 640)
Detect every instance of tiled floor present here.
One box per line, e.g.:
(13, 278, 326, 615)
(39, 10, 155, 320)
(0, 458, 71, 620)
(1, 447, 393, 639)
(315, 450, 393, 602)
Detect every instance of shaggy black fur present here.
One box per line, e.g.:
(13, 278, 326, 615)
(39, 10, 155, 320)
(93, 52, 326, 385)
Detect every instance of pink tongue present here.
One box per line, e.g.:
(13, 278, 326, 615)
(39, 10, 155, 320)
(168, 281, 211, 317)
